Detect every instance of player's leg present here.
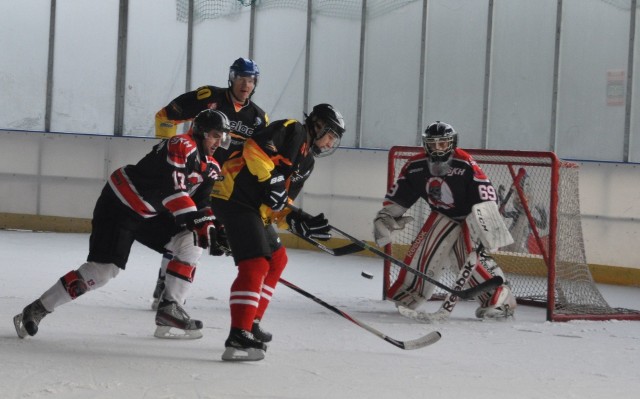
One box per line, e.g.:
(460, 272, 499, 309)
(471, 250, 517, 319)
(132, 212, 177, 310)
(387, 212, 461, 310)
(154, 229, 204, 339)
(212, 201, 269, 360)
(14, 187, 133, 338)
(252, 226, 288, 342)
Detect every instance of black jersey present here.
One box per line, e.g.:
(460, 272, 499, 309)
(386, 148, 497, 221)
(211, 119, 313, 210)
(109, 132, 221, 220)
(157, 85, 268, 165)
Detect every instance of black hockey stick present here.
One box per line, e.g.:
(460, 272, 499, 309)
(288, 205, 503, 300)
(293, 232, 365, 256)
(279, 277, 441, 350)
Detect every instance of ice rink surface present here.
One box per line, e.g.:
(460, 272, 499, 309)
(1, 230, 639, 399)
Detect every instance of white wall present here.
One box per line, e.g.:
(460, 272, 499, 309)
(0, 130, 638, 270)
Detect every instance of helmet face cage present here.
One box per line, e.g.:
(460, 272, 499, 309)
(193, 110, 232, 150)
(306, 104, 346, 157)
(228, 58, 260, 90)
(422, 121, 457, 176)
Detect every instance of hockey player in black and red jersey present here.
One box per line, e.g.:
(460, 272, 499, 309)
(373, 121, 517, 321)
(13, 109, 231, 340)
(150, 57, 269, 310)
(210, 103, 346, 361)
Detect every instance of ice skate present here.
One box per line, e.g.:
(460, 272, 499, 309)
(14, 299, 50, 338)
(475, 284, 517, 319)
(151, 270, 165, 311)
(154, 299, 203, 339)
(221, 328, 267, 361)
(251, 319, 272, 343)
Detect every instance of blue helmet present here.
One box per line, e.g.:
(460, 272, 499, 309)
(228, 58, 260, 95)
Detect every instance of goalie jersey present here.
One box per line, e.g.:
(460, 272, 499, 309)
(386, 148, 497, 221)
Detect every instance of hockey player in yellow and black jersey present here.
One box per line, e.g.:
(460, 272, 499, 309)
(150, 57, 268, 310)
(210, 103, 346, 361)
(155, 57, 268, 165)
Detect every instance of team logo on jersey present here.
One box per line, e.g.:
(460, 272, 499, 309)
(426, 177, 454, 209)
(230, 120, 254, 138)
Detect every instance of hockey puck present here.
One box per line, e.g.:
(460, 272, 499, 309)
(361, 271, 374, 279)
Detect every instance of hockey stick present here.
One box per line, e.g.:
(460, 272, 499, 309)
(288, 205, 503, 300)
(293, 232, 365, 256)
(279, 277, 441, 350)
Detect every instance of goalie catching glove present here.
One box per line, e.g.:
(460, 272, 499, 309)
(286, 212, 331, 241)
(373, 203, 414, 247)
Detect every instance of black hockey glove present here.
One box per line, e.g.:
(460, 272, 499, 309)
(265, 173, 288, 211)
(286, 212, 331, 241)
(209, 220, 231, 256)
(181, 208, 216, 250)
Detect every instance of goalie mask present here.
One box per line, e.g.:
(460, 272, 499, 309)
(192, 109, 232, 156)
(305, 103, 346, 158)
(422, 121, 458, 176)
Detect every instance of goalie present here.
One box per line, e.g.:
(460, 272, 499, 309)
(373, 121, 517, 320)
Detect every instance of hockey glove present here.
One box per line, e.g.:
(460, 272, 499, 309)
(265, 173, 288, 211)
(286, 212, 331, 241)
(209, 220, 232, 256)
(181, 208, 216, 250)
(373, 205, 413, 247)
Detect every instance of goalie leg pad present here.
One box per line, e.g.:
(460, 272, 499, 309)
(388, 213, 460, 310)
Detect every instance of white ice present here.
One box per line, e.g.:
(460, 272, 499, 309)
(1, 230, 639, 399)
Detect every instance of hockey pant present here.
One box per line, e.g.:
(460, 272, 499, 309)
(230, 246, 288, 331)
(386, 212, 509, 311)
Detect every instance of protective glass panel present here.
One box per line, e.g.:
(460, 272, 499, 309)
(488, 0, 557, 151)
(423, 0, 489, 150)
(50, 0, 119, 134)
(124, 0, 188, 137)
(0, 0, 49, 130)
(556, 0, 630, 161)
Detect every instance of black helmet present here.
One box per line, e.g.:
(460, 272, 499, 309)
(421, 121, 458, 175)
(228, 57, 260, 96)
(192, 109, 232, 152)
(305, 103, 346, 157)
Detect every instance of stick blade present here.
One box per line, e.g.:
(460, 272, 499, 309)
(401, 331, 442, 350)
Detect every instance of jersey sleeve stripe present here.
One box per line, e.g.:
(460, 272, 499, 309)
(162, 192, 197, 216)
(108, 168, 157, 218)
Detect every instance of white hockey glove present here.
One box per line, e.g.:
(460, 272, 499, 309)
(373, 203, 413, 247)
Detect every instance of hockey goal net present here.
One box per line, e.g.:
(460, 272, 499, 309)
(383, 146, 640, 321)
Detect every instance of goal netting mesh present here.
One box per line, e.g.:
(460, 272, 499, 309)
(384, 147, 640, 321)
(175, 0, 420, 22)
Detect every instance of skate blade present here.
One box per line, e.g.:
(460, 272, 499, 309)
(221, 347, 265, 362)
(13, 314, 28, 339)
(154, 325, 203, 340)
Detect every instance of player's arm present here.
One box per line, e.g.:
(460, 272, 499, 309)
(155, 86, 216, 139)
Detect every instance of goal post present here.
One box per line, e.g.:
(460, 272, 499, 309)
(383, 146, 640, 322)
